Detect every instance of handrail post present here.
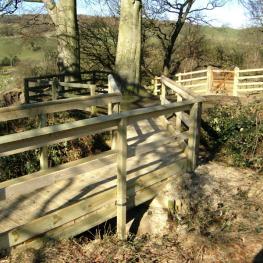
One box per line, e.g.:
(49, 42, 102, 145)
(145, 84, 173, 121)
(39, 113, 48, 170)
(175, 94, 182, 132)
(207, 66, 213, 94)
(108, 74, 122, 150)
(108, 81, 113, 115)
(160, 82, 166, 105)
(52, 77, 59, 100)
(23, 79, 30, 104)
(90, 84, 97, 115)
(92, 71, 97, 84)
(233, 67, 239, 96)
(153, 76, 160, 95)
(116, 117, 127, 240)
(177, 73, 182, 85)
(186, 102, 202, 172)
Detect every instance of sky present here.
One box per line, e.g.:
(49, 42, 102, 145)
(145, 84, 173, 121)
(203, 1, 249, 28)
(20, 0, 250, 29)
(77, 0, 250, 29)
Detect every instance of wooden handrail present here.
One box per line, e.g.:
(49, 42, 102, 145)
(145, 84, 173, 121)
(175, 69, 207, 76)
(0, 93, 122, 122)
(24, 70, 111, 82)
(239, 68, 263, 73)
(0, 100, 194, 157)
(161, 75, 204, 101)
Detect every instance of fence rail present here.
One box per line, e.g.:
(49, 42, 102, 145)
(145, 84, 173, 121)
(233, 67, 263, 96)
(153, 66, 263, 96)
(23, 70, 111, 103)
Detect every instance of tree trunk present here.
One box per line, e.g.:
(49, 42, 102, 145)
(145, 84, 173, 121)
(47, 0, 80, 81)
(115, 0, 142, 93)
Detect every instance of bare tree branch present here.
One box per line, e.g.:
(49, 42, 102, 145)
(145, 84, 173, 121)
(0, 0, 22, 15)
(144, 0, 226, 75)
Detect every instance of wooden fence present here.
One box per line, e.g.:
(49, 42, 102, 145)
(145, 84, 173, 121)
(23, 70, 111, 103)
(0, 92, 121, 171)
(233, 67, 263, 96)
(153, 66, 263, 96)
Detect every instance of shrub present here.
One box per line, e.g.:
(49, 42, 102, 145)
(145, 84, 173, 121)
(1, 56, 11, 66)
(203, 102, 263, 172)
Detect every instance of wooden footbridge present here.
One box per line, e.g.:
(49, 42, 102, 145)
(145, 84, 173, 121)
(0, 75, 202, 250)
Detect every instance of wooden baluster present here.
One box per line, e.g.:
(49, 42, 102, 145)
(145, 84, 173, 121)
(160, 82, 166, 105)
(153, 76, 159, 95)
(23, 79, 30, 104)
(176, 94, 182, 132)
(92, 71, 97, 84)
(186, 102, 202, 172)
(52, 77, 59, 100)
(207, 66, 213, 94)
(178, 73, 182, 86)
(108, 74, 122, 150)
(233, 67, 239, 96)
(90, 84, 97, 115)
(116, 117, 127, 240)
(108, 81, 113, 115)
(39, 113, 48, 170)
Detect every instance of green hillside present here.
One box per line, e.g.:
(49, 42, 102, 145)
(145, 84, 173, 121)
(0, 37, 56, 62)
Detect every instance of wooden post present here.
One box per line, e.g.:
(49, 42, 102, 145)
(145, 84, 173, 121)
(23, 79, 30, 104)
(233, 67, 239, 96)
(186, 102, 202, 172)
(177, 73, 182, 85)
(92, 71, 97, 84)
(52, 77, 59, 100)
(108, 74, 122, 150)
(39, 113, 48, 170)
(160, 82, 166, 105)
(116, 117, 127, 240)
(90, 84, 97, 115)
(207, 66, 213, 94)
(108, 81, 113, 115)
(153, 76, 160, 95)
(176, 94, 182, 132)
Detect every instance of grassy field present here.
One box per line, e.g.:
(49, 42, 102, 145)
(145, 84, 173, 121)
(0, 36, 56, 62)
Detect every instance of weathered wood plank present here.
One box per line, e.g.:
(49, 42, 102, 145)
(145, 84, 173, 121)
(185, 102, 202, 171)
(0, 93, 122, 122)
(0, 150, 117, 201)
(116, 118, 127, 240)
(175, 69, 207, 76)
(0, 101, 194, 157)
(0, 121, 180, 201)
(0, 159, 186, 249)
(39, 113, 48, 170)
(161, 76, 200, 101)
